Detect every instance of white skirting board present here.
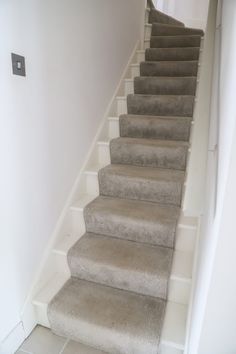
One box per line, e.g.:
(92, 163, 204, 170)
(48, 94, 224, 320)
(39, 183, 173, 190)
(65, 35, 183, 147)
(0, 322, 25, 354)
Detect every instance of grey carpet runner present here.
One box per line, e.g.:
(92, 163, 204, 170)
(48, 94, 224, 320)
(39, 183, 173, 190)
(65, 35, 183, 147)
(48, 5, 203, 354)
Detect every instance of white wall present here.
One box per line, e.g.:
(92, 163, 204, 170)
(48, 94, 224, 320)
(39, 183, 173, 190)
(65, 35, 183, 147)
(156, 0, 209, 29)
(197, 1, 236, 352)
(187, 0, 236, 352)
(0, 0, 145, 344)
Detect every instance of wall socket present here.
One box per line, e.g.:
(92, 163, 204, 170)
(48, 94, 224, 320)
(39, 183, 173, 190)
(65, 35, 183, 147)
(11, 53, 26, 76)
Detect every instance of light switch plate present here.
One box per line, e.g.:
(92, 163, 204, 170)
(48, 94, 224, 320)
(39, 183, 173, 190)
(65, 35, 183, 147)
(11, 53, 26, 76)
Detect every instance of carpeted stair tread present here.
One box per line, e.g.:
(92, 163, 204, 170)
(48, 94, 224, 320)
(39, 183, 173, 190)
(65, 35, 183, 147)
(110, 137, 188, 170)
(110, 138, 189, 170)
(98, 164, 185, 205)
(134, 76, 197, 95)
(84, 196, 180, 248)
(149, 9, 184, 27)
(140, 61, 198, 77)
(48, 278, 165, 354)
(127, 94, 195, 117)
(145, 47, 200, 62)
(119, 114, 192, 141)
(145, 48, 200, 61)
(152, 23, 204, 36)
(68, 232, 173, 299)
(150, 35, 201, 48)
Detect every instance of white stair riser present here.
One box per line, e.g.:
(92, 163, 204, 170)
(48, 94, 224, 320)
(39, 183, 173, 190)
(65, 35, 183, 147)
(175, 226, 196, 252)
(144, 40, 150, 49)
(34, 304, 50, 328)
(108, 119, 120, 139)
(168, 279, 191, 305)
(145, 9, 150, 23)
(33, 272, 70, 328)
(98, 143, 111, 165)
(124, 80, 134, 95)
(85, 173, 99, 196)
(116, 97, 127, 115)
(136, 51, 145, 63)
(131, 65, 140, 79)
(145, 24, 152, 40)
(71, 209, 86, 235)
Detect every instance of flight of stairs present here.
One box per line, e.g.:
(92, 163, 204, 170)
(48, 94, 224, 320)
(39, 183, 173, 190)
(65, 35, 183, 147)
(45, 5, 203, 354)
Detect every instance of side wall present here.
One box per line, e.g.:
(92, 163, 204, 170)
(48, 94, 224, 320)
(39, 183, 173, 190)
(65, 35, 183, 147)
(0, 0, 145, 344)
(196, 1, 236, 352)
(187, 0, 236, 352)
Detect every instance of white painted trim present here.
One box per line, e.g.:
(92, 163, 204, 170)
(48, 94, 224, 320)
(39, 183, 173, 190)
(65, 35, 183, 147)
(141, 4, 149, 49)
(183, 0, 216, 217)
(0, 322, 25, 354)
(183, 36, 209, 217)
(20, 38, 140, 342)
(183, 215, 201, 354)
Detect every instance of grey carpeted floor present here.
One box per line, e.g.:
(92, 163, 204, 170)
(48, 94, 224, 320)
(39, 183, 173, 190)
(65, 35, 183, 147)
(48, 5, 203, 354)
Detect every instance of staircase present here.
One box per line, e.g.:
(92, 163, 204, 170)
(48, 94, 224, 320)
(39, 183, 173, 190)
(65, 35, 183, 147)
(33, 4, 203, 354)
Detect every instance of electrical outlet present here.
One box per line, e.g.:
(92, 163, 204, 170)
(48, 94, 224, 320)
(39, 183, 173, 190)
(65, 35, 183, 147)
(11, 53, 26, 76)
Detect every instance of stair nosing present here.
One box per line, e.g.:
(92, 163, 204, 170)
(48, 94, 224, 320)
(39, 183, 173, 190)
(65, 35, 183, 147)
(120, 113, 193, 118)
(111, 136, 190, 146)
(141, 60, 199, 63)
(128, 93, 195, 98)
(149, 46, 201, 50)
(134, 75, 197, 79)
(150, 34, 202, 38)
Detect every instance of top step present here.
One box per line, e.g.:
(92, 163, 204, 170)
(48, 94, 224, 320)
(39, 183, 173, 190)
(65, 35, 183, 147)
(152, 23, 204, 37)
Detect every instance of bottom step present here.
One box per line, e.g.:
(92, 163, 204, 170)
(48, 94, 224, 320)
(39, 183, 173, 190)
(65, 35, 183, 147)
(48, 278, 165, 354)
(33, 274, 186, 353)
